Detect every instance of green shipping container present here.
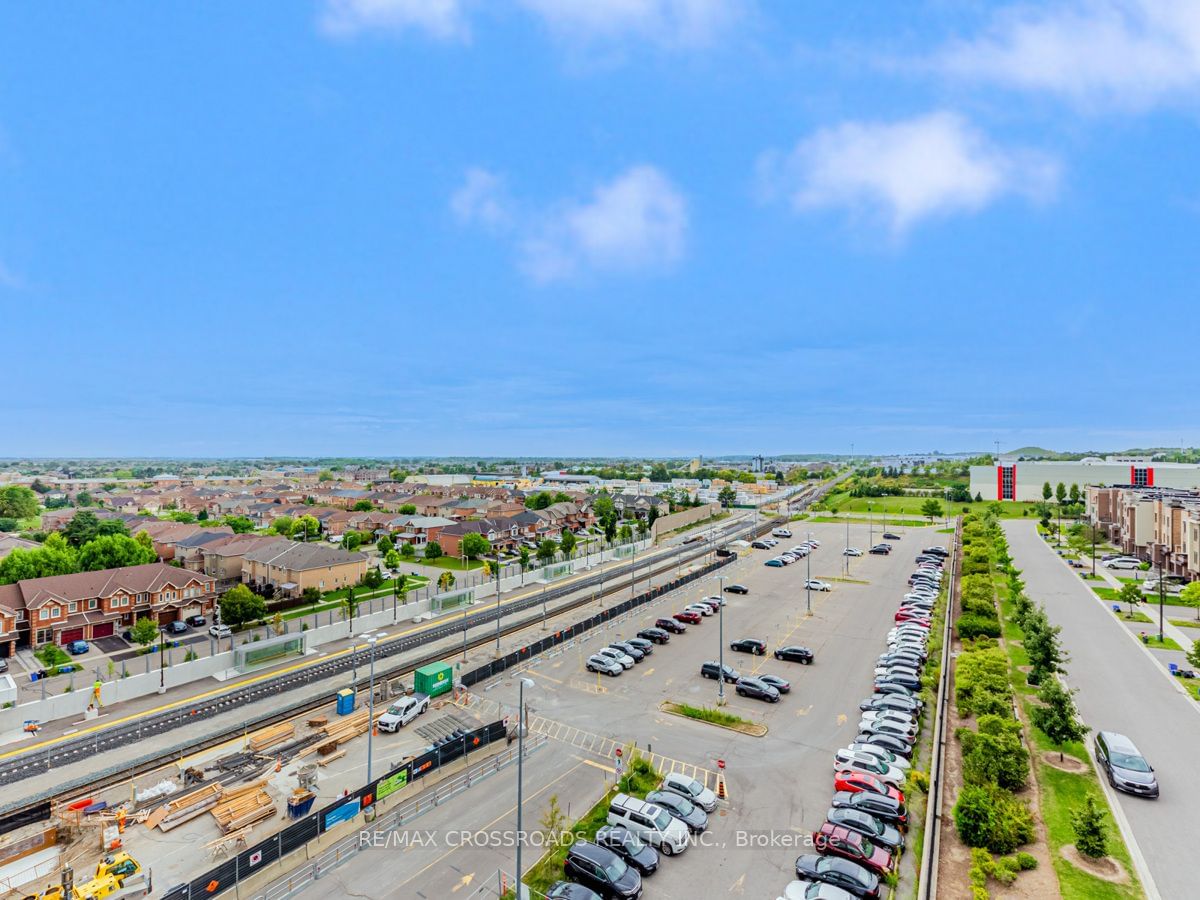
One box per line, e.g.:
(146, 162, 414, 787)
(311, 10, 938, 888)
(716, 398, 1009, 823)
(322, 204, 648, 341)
(414, 662, 453, 698)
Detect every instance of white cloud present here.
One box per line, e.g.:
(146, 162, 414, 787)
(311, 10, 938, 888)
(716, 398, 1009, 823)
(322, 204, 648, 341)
(452, 164, 688, 282)
(450, 167, 511, 231)
(516, 0, 745, 48)
(758, 112, 1060, 235)
(319, 0, 469, 41)
(935, 0, 1200, 109)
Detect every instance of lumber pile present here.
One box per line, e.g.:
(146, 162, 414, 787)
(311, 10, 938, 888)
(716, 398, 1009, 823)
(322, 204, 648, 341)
(248, 722, 295, 753)
(155, 782, 224, 832)
(320, 709, 371, 746)
(210, 779, 275, 834)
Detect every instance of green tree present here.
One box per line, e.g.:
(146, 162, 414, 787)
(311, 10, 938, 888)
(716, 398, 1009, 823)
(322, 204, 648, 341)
(318, 470, 334, 482)
(536, 539, 558, 565)
(376, 536, 394, 556)
(219, 584, 267, 629)
(921, 499, 944, 523)
(603, 516, 617, 543)
(592, 490, 615, 523)
(0, 517, 17, 532)
(271, 516, 295, 537)
(63, 511, 129, 548)
(166, 510, 197, 523)
(343, 532, 363, 552)
(1023, 606, 1066, 685)
(353, 499, 373, 511)
(1180, 581, 1200, 611)
(1118, 581, 1143, 618)
(78, 534, 156, 571)
(222, 515, 256, 534)
(0, 485, 39, 520)
(559, 530, 577, 559)
(399, 542, 416, 560)
(519, 545, 531, 572)
(301, 585, 323, 607)
(385, 549, 401, 569)
(647, 506, 660, 528)
(1030, 678, 1089, 761)
(1043, 482, 1053, 501)
(717, 485, 737, 508)
(423, 541, 444, 560)
(461, 532, 491, 560)
(438, 571, 456, 591)
(295, 515, 320, 541)
(525, 492, 554, 510)
(1055, 483, 1067, 505)
(342, 586, 360, 628)
(399, 504, 417, 515)
(1069, 483, 1081, 504)
(1186, 638, 1200, 670)
(649, 464, 671, 482)
(197, 509, 209, 521)
(134, 530, 154, 554)
(129, 616, 160, 648)
(1071, 795, 1108, 859)
(637, 519, 649, 539)
(958, 714, 1029, 790)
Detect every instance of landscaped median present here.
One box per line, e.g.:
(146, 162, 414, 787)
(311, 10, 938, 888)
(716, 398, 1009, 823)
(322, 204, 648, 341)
(659, 700, 768, 736)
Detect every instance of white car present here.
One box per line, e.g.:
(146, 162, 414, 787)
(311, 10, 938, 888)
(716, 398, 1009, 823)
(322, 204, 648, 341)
(209, 624, 232, 639)
(773, 528, 793, 538)
(660, 772, 718, 812)
(685, 603, 714, 617)
(587, 654, 624, 676)
(780, 554, 799, 564)
(843, 547, 863, 557)
(702, 596, 727, 607)
(847, 742, 912, 771)
(1104, 557, 1142, 570)
(377, 694, 430, 732)
(805, 580, 833, 592)
(833, 749, 907, 786)
(861, 709, 919, 730)
(597, 647, 635, 669)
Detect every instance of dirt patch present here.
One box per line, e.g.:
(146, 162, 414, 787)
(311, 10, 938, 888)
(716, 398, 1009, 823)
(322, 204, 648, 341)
(1059, 846, 1132, 884)
(1040, 751, 1089, 774)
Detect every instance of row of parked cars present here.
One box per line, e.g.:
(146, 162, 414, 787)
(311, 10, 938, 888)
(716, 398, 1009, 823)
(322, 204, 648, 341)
(543, 772, 721, 898)
(778, 546, 949, 900)
(698, 640, 815, 702)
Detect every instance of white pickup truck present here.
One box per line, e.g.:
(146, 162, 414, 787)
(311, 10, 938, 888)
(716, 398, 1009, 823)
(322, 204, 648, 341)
(376, 693, 430, 732)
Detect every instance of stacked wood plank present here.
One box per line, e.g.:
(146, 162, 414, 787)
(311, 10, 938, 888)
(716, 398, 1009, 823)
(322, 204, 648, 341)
(155, 782, 223, 832)
(296, 709, 372, 759)
(210, 779, 275, 834)
(248, 722, 295, 753)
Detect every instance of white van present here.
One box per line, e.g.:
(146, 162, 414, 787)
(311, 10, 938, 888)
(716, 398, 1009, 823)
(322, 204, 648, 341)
(606, 793, 689, 856)
(772, 528, 793, 538)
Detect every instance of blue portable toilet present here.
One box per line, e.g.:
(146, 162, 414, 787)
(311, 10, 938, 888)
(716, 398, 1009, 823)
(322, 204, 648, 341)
(336, 688, 356, 716)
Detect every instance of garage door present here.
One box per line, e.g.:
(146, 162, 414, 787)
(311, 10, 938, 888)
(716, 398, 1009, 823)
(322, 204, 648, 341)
(91, 622, 115, 639)
(60, 627, 84, 645)
(157, 610, 177, 626)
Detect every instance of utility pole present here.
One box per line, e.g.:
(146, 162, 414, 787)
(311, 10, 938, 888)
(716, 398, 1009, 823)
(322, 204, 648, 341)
(1159, 561, 1166, 644)
(716, 575, 727, 705)
(806, 532, 813, 616)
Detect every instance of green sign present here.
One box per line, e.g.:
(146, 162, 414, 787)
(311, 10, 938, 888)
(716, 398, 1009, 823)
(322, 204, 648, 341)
(376, 767, 410, 801)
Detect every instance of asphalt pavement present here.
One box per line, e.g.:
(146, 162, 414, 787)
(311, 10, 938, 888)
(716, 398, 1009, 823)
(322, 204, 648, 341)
(1004, 520, 1192, 900)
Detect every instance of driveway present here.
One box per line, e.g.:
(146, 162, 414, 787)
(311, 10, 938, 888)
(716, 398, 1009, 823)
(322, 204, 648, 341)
(1004, 520, 1191, 900)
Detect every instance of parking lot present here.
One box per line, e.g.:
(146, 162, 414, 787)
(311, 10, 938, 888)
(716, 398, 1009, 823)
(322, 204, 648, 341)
(315, 519, 945, 899)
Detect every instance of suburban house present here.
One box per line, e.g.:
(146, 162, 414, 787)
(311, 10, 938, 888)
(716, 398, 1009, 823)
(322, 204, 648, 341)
(0, 601, 17, 659)
(0, 563, 218, 647)
(241, 542, 368, 598)
(391, 516, 454, 548)
(536, 501, 592, 531)
(0, 535, 41, 560)
(612, 494, 669, 520)
(199, 535, 290, 592)
(135, 522, 233, 561)
(436, 517, 523, 556)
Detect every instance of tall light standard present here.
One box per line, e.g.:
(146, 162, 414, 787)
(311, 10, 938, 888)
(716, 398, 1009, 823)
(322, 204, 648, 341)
(364, 631, 388, 784)
(844, 517, 851, 577)
(868, 502, 873, 548)
(806, 531, 813, 616)
(716, 574, 727, 705)
(514, 676, 535, 899)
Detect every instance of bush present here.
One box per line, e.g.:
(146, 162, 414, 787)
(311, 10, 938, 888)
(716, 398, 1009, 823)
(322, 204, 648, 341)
(954, 783, 1034, 854)
(993, 856, 1019, 884)
(1072, 795, 1109, 858)
(1016, 852, 1038, 870)
(958, 715, 1029, 791)
(907, 769, 929, 794)
(957, 614, 1002, 640)
(955, 647, 1013, 718)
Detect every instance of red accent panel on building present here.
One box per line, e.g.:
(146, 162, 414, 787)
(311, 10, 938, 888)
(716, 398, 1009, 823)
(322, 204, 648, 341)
(1148, 468, 1155, 487)
(1131, 465, 1136, 486)
(997, 466, 1003, 501)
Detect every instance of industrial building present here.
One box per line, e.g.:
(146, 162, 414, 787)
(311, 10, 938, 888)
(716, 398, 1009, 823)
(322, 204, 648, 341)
(968, 456, 1200, 502)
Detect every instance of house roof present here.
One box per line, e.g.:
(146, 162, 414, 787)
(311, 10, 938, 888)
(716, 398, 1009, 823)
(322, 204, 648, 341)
(0, 562, 216, 611)
(241, 542, 367, 571)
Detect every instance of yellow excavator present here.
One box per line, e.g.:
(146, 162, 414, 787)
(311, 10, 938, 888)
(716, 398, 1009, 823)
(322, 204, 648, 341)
(22, 853, 149, 900)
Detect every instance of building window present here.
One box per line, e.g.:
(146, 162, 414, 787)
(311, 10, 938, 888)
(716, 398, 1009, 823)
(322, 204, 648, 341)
(39, 609, 50, 621)
(88, 599, 97, 610)
(36, 628, 51, 644)
(1133, 468, 1150, 487)
(69, 602, 78, 614)
(1000, 466, 1016, 501)
(137, 592, 148, 604)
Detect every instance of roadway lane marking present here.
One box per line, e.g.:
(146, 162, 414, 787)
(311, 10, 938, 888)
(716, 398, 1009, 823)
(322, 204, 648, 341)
(641, 667, 655, 677)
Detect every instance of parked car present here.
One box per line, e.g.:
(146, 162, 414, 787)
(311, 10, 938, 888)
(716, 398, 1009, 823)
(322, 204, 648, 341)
(826, 806, 905, 852)
(377, 693, 430, 732)
(684, 603, 714, 618)
(833, 750, 906, 786)
(66, 640, 89, 655)
(758, 674, 791, 694)
(185, 614, 207, 628)
(812, 823, 894, 876)
(644, 790, 708, 832)
(868, 546, 890, 556)
(674, 611, 702, 625)
(735, 676, 781, 702)
(1104, 557, 1142, 570)
(843, 548, 863, 557)
(834, 771, 905, 805)
(775, 645, 814, 664)
(773, 528, 794, 538)
(209, 623, 233, 639)
(610, 641, 645, 662)
(805, 580, 833, 592)
(593, 825, 659, 876)
(751, 541, 771, 550)
(793, 854, 880, 899)
(587, 654, 625, 677)
(625, 637, 654, 656)
(724, 584, 750, 594)
(830, 789, 908, 829)
(656, 618, 686, 634)
(846, 742, 911, 772)
(700, 661, 741, 683)
(562, 840, 643, 899)
(606, 794, 689, 856)
(637, 627, 670, 644)
(546, 882, 602, 900)
(598, 647, 635, 669)
(659, 772, 718, 812)
(730, 638, 767, 655)
(766, 558, 786, 568)
(852, 732, 913, 759)
(166, 620, 189, 635)
(882, 533, 901, 541)
(1095, 731, 1159, 798)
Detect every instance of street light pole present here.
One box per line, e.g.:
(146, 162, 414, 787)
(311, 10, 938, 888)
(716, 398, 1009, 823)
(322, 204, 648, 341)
(366, 632, 388, 784)
(716, 575, 726, 706)
(806, 532, 813, 617)
(1159, 563, 1165, 644)
(515, 677, 534, 899)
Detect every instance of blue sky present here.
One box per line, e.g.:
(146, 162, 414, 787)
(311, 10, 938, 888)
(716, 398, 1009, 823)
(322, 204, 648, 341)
(2, 1, 1198, 458)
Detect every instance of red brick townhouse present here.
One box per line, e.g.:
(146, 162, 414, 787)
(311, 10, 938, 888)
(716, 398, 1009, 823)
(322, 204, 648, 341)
(0, 562, 217, 648)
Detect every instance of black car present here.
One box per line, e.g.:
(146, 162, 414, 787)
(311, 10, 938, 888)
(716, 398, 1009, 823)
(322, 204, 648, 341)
(751, 540, 771, 549)
(611, 642, 644, 662)
(185, 614, 207, 628)
(655, 618, 686, 634)
(594, 825, 659, 875)
(826, 806, 905, 852)
(730, 638, 766, 655)
(831, 789, 908, 829)
(774, 645, 814, 664)
(868, 546, 890, 555)
(636, 628, 670, 645)
(794, 854, 880, 899)
(921, 546, 949, 557)
(166, 620, 189, 634)
(563, 841, 643, 899)
(853, 731, 913, 758)
(861, 695, 921, 715)
(625, 637, 654, 656)
(644, 790, 708, 833)
(882, 533, 900, 541)
(735, 676, 780, 702)
(546, 883, 602, 900)
(701, 661, 741, 682)
(724, 584, 750, 594)
(875, 672, 921, 691)
(758, 674, 791, 694)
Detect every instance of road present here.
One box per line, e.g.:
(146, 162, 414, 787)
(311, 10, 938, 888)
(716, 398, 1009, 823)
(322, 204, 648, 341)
(1004, 520, 1192, 900)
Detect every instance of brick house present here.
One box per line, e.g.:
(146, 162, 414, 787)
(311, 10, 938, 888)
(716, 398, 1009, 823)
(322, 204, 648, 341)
(0, 601, 16, 659)
(437, 517, 523, 557)
(0, 563, 217, 647)
(199, 535, 290, 592)
(241, 542, 367, 598)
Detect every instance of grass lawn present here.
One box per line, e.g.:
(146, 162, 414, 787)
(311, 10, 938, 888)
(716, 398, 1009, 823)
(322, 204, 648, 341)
(1111, 609, 1153, 624)
(1142, 634, 1183, 651)
(1091, 586, 1120, 602)
(806, 515, 928, 528)
(280, 575, 431, 621)
(420, 556, 484, 571)
(1168, 618, 1200, 630)
(815, 491, 1044, 520)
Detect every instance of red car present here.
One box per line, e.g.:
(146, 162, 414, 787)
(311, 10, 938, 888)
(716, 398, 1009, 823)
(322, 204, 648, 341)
(813, 823, 895, 876)
(894, 611, 931, 625)
(834, 771, 905, 806)
(674, 610, 702, 625)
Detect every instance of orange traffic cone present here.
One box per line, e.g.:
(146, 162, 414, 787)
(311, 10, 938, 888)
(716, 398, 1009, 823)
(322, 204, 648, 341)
(274, 756, 282, 773)
(716, 773, 727, 801)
